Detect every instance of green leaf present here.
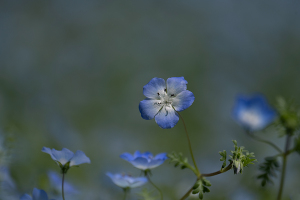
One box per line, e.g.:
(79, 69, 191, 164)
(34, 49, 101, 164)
(168, 152, 197, 175)
(257, 157, 280, 186)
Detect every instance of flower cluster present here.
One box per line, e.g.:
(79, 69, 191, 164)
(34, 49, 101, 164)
(15, 76, 296, 200)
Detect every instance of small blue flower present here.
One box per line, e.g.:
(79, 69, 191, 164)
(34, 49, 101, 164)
(232, 94, 277, 132)
(139, 77, 195, 129)
(106, 173, 147, 189)
(120, 151, 168, 170)
(20, 188, 54, 200)
(42, 147, 90, 173)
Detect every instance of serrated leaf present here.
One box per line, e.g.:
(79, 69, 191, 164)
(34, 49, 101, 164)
(257, 157, 280, 187)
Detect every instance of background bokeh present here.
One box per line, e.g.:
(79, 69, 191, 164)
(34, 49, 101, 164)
(0, 0, 300, 199)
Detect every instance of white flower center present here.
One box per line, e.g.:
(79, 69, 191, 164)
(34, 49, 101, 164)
(155, 90, 175, 107)
(240, 110, 262, 128)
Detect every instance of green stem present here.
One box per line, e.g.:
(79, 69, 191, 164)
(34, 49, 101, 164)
(245, 131, 283, 153)
(62, 173, 65, 200)
(180, 162, 233, 200)
(176, 111, 200, 176)
(123, 188, 129, 200)
(146, 173, 163, 200)
(277, 134, 292, 200)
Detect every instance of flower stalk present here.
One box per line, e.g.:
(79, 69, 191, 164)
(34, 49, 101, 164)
(277, 133, 292, 200)
(177, 111, 200, 176)
(145, 172, 163, 200)
(62, 172, 65, 200)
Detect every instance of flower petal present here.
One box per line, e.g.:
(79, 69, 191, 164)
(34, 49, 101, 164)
(172, 90, 195, 112)
(69, 150, 91, 167)
(155, 106, 179, 129)
(129, 177, 148, 188)
(32, 188, 48, 200)
(41, 147, 56, 161)
(139, 98, 163, 120)
(130, 157, 149, 170)
(20, 194, 32, 200)
(143, 78, 166, 99)
(51, 148, 74, 166)
(166, 77, 188, 96)
(147, 159, 165, 169)
(140, 151, 153, 158)
(120, 153, 134, 161)
(106, 173, 130, 188)
(134, 151, 142, 158)
(154, 153, 168, 160)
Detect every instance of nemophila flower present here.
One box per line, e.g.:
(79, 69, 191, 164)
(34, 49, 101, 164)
(232, 94, 277, 132)
(120, 151, 168, 170)
(139, 77, 195, 129)
(42, 147, 90, 173)
(20, 188, 54, 200)
(48, 171, 78, 194)
(106, 173, 147, 189)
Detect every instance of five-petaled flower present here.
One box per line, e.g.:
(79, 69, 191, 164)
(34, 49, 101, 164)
(42, 147, 91, 173)
(20, 188, 54, 200)
(232, 94, 277, 132)
(139, 77, 195, 129)
(106, 173, 147, 189)
(120, 151, 168, 171)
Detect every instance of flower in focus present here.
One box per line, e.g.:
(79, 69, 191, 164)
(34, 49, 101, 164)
(232, 94, 277, 132)
(106, 173, 147, 189)
(139, 77, 195, 129)
(42, 147, 90, 173)
(20, 188, 53, 200)
(120, 151, 168, 170)
(48, 171, 78, 195)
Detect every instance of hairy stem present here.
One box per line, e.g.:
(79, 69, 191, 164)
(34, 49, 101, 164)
(277, 134, 292, 200)
(146, 173, 163, 200)
(176, 111, 200, 176)
(246, 131, 283, 153)
(180, 162, 233, 200)
(62, 173, 65, 200)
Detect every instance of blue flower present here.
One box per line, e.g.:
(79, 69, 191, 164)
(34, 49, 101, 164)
(139, 77, 195, 129)
(42, 147, 90, 172)
(106, 173, 147, 189)
(20, 188, 54, 200)
(232, 94, 277, 132)
(120, 151, 168, 170)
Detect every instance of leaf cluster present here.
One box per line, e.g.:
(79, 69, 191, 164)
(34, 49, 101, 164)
(257, 157, 280, 186)
(192, 178, 211, 199)
(168, 152, 197, 175)
(228, 140, 257, 174)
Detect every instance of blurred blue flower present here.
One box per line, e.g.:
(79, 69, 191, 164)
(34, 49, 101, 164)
(120, 151, 168, 170)
(20, 188, 54, 200)
(42, 147, 90, 172)
(139, 77, 195, 129)
(106, 173, 147, 189)
(48, 171, 78, 195)
(232, 94, 277, 132)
